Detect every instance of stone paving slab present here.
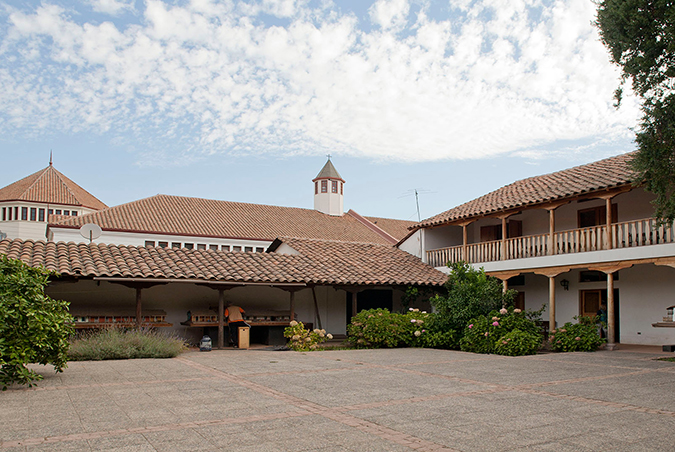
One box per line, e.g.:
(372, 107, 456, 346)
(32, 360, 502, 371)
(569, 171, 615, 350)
(2, 348, 675, 451)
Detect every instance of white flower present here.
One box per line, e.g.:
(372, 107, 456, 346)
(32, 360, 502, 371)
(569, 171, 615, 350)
(421, 311, 427, 314)
(414, 330, 421, 337)
(411, 319, 417, 323)
(289, 320, 298, 327)
(499, 308, 508, 315)
(292, 335, 300, 341)
(413, 308, 419, 312)
(313, 329, 320, 334)
(514, 308, 522, 313)
(409, 308, 414, 311)
(327, 334, 333, 340)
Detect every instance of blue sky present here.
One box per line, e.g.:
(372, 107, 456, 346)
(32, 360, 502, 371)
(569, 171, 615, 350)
(0, 0, 640, 221)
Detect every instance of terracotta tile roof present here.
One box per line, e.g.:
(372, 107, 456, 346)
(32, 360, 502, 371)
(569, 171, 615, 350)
(0, 238, 447, 287)
(416, 152, 636, 229)
(49, 194, 410, 243)
(271, 237, 448, 286)
(363, 216, 416, 241)
(0, 165, 107, 210)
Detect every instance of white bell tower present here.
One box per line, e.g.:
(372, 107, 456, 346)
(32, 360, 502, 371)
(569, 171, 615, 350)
(313, 156, 344, 216)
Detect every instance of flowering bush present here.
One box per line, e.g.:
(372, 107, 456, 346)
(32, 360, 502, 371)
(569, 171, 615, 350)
(346, 308, 450, 348)
(283, 321, 332, 351)
(460, 307, 542, 356)
(548, 316, 605, 352)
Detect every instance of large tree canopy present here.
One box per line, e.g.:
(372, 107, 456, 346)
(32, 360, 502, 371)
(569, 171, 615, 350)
(596, 0, 675, 224)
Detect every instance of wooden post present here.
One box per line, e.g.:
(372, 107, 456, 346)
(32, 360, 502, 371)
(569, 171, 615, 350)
(290, 291, 295, 321)
(462, 224, 468, 262)
(549, 209, 555, 255)
(217, 288, 225, 349)
(502, 279, 508, 294)
(607, 272, 617, 350)
(548, 276, 556, 330)
(352, 291, 358, 317)
(311, 286, 323, 330)
(135, 287, 142, 327)
(501, 217, 507, 260)
(606, 197, 613, 250)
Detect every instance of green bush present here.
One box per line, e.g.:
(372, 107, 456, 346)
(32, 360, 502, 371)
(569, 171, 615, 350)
(548, 316, 605, 352)
(68, 327, 188, 360)
(0, 256, 73, 389)
(460, 307, 543, 356)
(347, 308, 436, 348)
(283, 321, 332, 351)
(430, 262, 517, 334)
(494, 329, 542, 356)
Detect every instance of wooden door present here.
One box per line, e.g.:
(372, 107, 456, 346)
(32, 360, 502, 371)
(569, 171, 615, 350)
(580, 290, 602, 317)
(578, 204, 618, 228)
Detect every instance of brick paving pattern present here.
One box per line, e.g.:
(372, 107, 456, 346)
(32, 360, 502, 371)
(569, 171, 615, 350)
(1, 347, 674, 451)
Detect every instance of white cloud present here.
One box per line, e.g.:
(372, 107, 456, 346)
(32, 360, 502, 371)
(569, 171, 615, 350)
(87, 0, 135, 16)
(0, 0, 640, 164)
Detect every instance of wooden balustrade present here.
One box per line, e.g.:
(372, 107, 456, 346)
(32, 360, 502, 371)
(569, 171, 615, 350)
(425, 217, 675, 267)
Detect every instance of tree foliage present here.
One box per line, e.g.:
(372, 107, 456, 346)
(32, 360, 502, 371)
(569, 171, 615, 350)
(596, 0, 675, 224)
(429, 261, 516, 333)
(0, 256, 73, 389)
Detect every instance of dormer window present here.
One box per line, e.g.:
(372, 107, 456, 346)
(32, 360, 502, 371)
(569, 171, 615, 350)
(332, 180, 338, 193)
(321, 180, 327, 193)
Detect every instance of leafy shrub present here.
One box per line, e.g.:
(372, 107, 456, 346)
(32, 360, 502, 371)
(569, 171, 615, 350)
(284, 321, 332, 351)
(460, 307, 543, 356)
(347, 308, 436, 348)
(548, 316, 605, 352)
(0, 256, 73, 389)
(68, 327, 188, 360)
(494, 329, 542, 356)
(430, 262, 517, 334)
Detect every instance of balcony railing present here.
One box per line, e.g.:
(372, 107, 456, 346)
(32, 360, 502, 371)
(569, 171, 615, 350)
(426, 217, 675, 267)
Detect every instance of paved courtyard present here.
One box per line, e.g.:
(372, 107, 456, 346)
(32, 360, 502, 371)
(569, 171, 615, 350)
(2, 347, 675, 451)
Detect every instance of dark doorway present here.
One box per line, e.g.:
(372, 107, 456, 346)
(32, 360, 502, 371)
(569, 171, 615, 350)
(346, 289, 393, 324)
(580, 288, 620, 341)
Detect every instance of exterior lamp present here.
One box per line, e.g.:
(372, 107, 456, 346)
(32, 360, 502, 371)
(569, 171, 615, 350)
(560, 279, 570, 291)
(199, 335, 212, 351)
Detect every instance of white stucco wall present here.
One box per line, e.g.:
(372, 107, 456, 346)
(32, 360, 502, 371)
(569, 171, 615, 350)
(399, 229, 423, 259)
(0, 201, 96, 241)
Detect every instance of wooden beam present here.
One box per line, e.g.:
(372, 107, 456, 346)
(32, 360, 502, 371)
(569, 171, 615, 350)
(654, 257, 675, 269)
(607, 272, 617, 350)
(533, 267, 571, 278)
(491, 271, 522, 281)
(587, 263, 633, 273)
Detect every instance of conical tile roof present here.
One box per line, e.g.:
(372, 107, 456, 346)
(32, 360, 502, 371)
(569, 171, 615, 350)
(0, 165, 107, 210)
(313, 159, 344, 181)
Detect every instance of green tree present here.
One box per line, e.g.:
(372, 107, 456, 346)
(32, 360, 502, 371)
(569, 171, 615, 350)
(596, 0, 675, 224)
(429, 261, 516, 333)
(0, 256, 73, 389)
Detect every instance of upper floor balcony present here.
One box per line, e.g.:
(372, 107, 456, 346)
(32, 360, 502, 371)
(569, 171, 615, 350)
(427, 217, 675, 268)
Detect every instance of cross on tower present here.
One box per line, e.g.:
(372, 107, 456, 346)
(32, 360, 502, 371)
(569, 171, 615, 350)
(326, 154, 331, 160)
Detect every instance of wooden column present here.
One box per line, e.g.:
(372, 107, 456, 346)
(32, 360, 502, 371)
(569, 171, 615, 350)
(462, 224, 468, 262)
(606, 197, 613, 250)
(549, 209, 555, 255)
(548, 276, 556, 329)
(217, 288, 225, 349)
(135, 288, 142, 327)
(607, 272, 616, 349)
(352, 291, 358, 317)
(290, 291, 296, 321)
(502, 279, 508, 294)
(311, 286, 323, 330)
(501, 217, 507, 260)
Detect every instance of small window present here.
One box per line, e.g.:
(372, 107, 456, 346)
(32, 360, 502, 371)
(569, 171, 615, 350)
(72, 211, 78, 216)
(63, 210, 70, 216)
(145, 241, 156, 247)
(315, 181, 318, 194)
(1, 207, 5, 221)
(158, 241, 168, 248)
(172, 242, 181, 249)
(321, 180, 327, 193)
(55, 209, 62, 215)
(331, 180, 338, 193)
(340, 182, 343, 195)
(222, 245, 231, 251)
(184, 243, 194, 250)
(197, 244, 206, 250)
(13, 207, 18, 220)
(48, 209, 53, 216)
(38, 208, 45, 222)
(244, 246, 253, 252)
(30, 208, 36, 221)
(232, 246, 242, 252)
(256, 247, 265, 253)
(7, 207, 12, 221)
(209, 245, 218, 251)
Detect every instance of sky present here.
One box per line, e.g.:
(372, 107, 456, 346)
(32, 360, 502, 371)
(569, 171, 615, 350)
(0, 0, 641, 222)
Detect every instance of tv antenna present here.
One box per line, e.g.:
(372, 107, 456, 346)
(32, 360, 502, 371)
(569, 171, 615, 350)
(79, 223, 102, 244)
(398, 189, 433, 222)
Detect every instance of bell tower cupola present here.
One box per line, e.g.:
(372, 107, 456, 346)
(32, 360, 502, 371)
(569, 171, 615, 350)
(313, 156, 344, 216)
